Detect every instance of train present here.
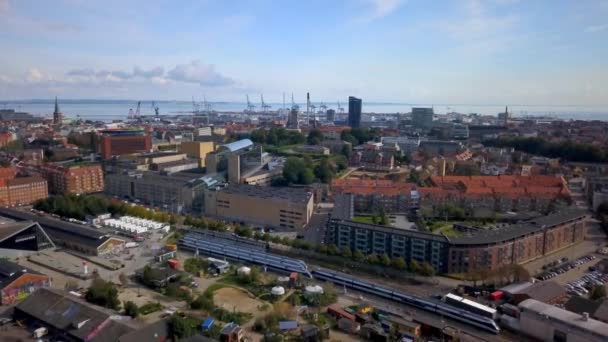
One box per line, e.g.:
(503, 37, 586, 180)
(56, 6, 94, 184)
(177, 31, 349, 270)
(179, 234, 311, 277)
(311, 269, 500, 335)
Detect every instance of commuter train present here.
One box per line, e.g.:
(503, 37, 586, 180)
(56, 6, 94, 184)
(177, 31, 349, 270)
(179, 234, 311, 277)
(311, 269, 500, 335)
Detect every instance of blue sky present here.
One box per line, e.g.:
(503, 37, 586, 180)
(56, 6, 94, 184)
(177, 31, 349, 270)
(0, 0, 607, 105)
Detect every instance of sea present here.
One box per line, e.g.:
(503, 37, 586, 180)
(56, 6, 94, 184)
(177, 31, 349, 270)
(1, 99, 607, 122)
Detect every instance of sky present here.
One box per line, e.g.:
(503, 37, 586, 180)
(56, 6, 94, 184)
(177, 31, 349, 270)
(0, 0, 608, 105)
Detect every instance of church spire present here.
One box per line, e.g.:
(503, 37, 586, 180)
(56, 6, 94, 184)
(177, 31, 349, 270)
(54, 96, 60, 114)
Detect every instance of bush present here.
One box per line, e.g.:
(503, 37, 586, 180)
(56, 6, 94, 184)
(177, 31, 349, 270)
(139, 302, 162, 315)
(124, 301, 139, 318)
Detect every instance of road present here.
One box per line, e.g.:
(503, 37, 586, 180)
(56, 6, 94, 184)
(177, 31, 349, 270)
(301, 203, 332, 245)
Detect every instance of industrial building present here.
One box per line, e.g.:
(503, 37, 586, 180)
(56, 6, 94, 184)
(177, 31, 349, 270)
(0, 208, 125, 255)
(14, 288, 135, 342)
(348, 96, 362, 128)
(37, 163, 104, 195)
(98, 129, 152, 160)
(517, 299, 608, 342)
(204, 184, 314, 229)
(0, 259, 51, 305)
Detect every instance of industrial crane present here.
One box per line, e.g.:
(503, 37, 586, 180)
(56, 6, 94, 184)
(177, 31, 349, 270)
(128, 101, 141, 119)
(320, 102, 327, 113)
(337, 101, 344, 113)
(151, 101, 160, 116)
(192, 97, 201, 114)
(246, 95, 256, 113)
(202, 96, 212, 112)
(291, 93, 299, 111)
(261, 94, 271, 113)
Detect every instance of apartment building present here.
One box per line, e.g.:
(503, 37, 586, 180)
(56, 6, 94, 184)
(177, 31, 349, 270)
(37, 163, 104, 194)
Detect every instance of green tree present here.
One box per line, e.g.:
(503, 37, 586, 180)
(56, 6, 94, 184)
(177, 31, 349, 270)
(591, 285, 607, 300)
(314, 158, 335, 183)
(341, 143, 352, 159)
(307, 129, 324, 145)
(380, 254, 391, 267)
(391, 257, 407, 270)
(300, 168, 314, 184)
(409, 260, 421, 274)
(327, 244, 339, 255)
(378, 208, 389, 226)
(366, 253, 379, 264)
(418, 262, 436, 277)
(407, 169, 421, 184)
(169, 314, 196, 340)
(352, 249, 365, 262)
(341, 246, 352, 258)
(124, 301, 139, 318)
(85, 279, 120, 310)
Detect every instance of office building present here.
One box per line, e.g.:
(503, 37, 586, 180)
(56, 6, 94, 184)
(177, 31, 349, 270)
(105, 171, 208, 214)
(98, 129, 152, 160)
(326, 109, 336, 122)
(180, 141, 215, 167)
(37, 163, 104, 195)
(348, 96, 362, 128)
(204, 184, 314, 229)
(411, 107, 434, 130)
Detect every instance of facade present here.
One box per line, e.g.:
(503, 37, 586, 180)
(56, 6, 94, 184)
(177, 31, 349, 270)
(0, 260, 51, 305)
(380, 136, 420, 154)
(447, 210, 587, 273)
(327, 219, 450, 273)
(517, 299, 608, 342)
(348, 96, 362, 128)
(331, 179, 417, 213)
(0, 221, 55, 254)
(99, 129, 152, 160)
(326, 109, 336, 122)
(105, 171, 207, 213)
(326, 210, 587, 274)
(287, 108, 299, 129)
(419, 140, 464, 157)
(0, 176, 48, 207)
(180, 141, 215, 167)
(411, 107, 434, 130)
(204, 184, 314, 229)
(38, 163, 104, 195)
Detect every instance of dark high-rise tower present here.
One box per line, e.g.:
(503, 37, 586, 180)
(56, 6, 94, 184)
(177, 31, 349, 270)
(53, 96, 63, 125)
(348, 96, 362, 128)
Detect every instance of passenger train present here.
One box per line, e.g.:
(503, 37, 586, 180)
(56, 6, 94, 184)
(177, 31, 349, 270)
(311, 269, 500, 334)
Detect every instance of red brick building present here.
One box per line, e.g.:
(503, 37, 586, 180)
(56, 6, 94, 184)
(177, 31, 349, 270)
(99, 129, 152, 160)
(0, 167, 48, 207)
(447, 211, 587, 273)
(38, 163, 104, 195)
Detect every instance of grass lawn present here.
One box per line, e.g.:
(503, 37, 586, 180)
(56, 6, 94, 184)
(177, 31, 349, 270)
(352, 216, 376, 224)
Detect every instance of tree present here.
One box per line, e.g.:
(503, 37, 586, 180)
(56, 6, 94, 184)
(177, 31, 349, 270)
(380, 254, 391, 267)
(378, 208, 389, 226)
(169, 314, 196, 340)
(341, 246, 352, 258)
(327, 244, 339, 255)
(390, 257, 407, 270)
(341, 144, 352, 159)
(352, 250, 365, 262)
(591, 285, 607, 300)
(407, 169, 421, 184)
(314, 158, 335, 183)
(124, 301, 139, 318)
(366, 253, 379, 264)
(300, 168, 314, 184)
(409, 260, 421, 274)
(418, 262, 435, 277)
(307, 129, 324, 145)
(85, 279, 120, 310)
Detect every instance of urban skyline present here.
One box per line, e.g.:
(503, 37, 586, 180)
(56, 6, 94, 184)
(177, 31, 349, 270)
(1, 0, 607, 105)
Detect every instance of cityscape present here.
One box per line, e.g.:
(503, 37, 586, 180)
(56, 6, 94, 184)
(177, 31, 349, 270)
(1, 1, 608, 342)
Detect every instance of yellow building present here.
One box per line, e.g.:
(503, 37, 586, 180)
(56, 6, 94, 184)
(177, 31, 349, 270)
(180, 141, 215, 167)
(205, 184, 314, 229)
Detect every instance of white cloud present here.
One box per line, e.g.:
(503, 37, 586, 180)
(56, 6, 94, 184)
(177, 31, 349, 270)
(26, 68, 44, 83)
(585, 23, 608, 33)
(356, 0, 406, 23)
(167, 61, 234, 87)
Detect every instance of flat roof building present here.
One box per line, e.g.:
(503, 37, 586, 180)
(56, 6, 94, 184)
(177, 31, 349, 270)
(0, 259, 51, 305)
(99, 129, 152, 160)
(37, 163, 104, 195)
(348, 97, 362, 128)
(204, 184, 314, 229)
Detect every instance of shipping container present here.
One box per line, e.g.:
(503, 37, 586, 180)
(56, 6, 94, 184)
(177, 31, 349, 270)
(167, 259, 180, 269)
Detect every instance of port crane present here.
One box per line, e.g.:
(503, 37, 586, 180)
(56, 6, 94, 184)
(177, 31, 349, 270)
(337, 101, 344, 113)
(128, 101, 141, 119)
(246, 95, 256, 113)
(151, 101, 160, 116)
(261, 94, 271, 113)
(192, 97, 201, 114)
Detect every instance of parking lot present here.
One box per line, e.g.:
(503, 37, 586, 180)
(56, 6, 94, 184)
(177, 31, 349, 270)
(565, 268, 608, 297)
(536, 255, 597, 282)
